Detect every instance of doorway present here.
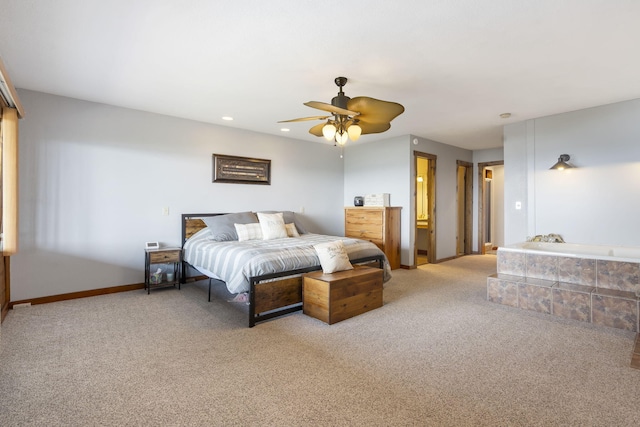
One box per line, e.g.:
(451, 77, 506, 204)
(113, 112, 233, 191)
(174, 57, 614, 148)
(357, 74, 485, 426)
(478, 161, 504, 254)
(414, 151, 436, 266)
(0, 114, 4, 321)
(456, 161, 473, 256)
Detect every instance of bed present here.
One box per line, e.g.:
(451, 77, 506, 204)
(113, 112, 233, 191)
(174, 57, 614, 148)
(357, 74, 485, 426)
(180, 212, 391, 327)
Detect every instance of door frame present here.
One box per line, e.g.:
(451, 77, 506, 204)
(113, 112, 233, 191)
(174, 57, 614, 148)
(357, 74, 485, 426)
(0, 110, 5, 322)
(477, 160, 504, 254)
(456, 160, 473, 256)
(413, 151, 436, 266)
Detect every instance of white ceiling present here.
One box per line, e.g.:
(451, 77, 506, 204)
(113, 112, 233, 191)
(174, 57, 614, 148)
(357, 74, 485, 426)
(2, 0, 640, 150)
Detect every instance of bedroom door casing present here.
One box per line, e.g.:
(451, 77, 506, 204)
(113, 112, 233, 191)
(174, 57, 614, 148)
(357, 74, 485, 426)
(477, 160, 504, 254)
(456, 160, 473, 256)
(0, 117, 6, 321)
(413, 151, 436, 266)
(0, 114, 6, 321)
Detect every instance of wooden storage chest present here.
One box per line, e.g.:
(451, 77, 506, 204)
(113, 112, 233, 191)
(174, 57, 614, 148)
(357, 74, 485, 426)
(303, 266, 383, 324)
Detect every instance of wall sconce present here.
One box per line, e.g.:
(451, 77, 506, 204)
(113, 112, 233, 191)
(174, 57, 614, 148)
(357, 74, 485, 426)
(484, 170, 493, 181)
(550, 154, 575, 170)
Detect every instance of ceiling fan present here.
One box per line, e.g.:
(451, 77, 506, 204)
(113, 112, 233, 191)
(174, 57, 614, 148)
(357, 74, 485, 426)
(279, 77, 405, 146)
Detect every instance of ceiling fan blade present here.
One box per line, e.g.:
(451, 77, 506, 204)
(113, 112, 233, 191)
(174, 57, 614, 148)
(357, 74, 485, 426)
(308, 122, 325, 137)
(358, 121, 392, 135)
(304, 101, 359, 117)
(278, 115, 330, 123)
(347, 97, 405, 124)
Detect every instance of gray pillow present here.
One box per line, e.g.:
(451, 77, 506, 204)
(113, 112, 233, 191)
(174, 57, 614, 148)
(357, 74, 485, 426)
(257, 210, 307, 234)
(202, 212, 258, 241)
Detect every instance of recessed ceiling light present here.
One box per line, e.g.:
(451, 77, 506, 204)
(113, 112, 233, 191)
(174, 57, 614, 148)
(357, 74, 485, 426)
(499, 113, 511, 119)
(222, 116, 233, 121)
(280, 128, 290, 132)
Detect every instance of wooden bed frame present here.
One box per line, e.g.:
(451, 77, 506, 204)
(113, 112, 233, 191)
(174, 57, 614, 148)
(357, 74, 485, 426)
(180, 213, 385, 327)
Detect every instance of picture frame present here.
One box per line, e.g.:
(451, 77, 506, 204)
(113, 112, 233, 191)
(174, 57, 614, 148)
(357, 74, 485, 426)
(212, 154, 271, 185)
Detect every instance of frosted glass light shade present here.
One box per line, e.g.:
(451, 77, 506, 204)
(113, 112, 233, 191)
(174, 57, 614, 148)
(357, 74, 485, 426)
(347, 124, 361, 141)
(336, 131, 349, 146)
(322, 123, 336, 140)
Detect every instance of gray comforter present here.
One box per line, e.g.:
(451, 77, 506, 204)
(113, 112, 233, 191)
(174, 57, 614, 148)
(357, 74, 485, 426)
(183, 229, 391, 294)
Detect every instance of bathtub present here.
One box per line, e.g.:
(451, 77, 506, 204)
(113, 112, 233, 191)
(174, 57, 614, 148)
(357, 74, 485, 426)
(489, 241, 640, 332)
(503, 241, 640, 263)
(497, 241, 640, 295)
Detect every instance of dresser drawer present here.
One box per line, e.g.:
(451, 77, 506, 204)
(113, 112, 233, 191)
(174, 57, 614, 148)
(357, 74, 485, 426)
(148, 250, 181, 264)
(345, 209, 383, 225)
(345, 223, 383, 241)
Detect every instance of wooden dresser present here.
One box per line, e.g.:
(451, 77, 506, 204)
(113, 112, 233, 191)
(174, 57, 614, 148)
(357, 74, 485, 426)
(344, 206, 401, 269)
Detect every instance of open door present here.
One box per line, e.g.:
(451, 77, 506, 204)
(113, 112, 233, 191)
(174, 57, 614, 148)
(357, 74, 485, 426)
(456, 161, 473, 256)
(414, 151, 436, 266)
(0, 141, 5, 321)
(0, 58, 24, 322)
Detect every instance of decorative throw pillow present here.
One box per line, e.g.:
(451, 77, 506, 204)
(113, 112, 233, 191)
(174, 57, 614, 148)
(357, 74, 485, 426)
(258, 210, 306, 234)
(203, 212, 258, 241)
(256, 212, 288, 240)
(285, 223, 300, 237)
(314, 240, 353, 274)
(235, 223, 263, 241)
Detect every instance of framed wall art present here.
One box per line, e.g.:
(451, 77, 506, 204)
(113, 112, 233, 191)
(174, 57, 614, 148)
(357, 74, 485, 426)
(212, 154, 271, 185)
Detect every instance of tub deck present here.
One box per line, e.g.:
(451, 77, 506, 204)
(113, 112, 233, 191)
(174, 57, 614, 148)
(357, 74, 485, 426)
(488, 244, 640, 332)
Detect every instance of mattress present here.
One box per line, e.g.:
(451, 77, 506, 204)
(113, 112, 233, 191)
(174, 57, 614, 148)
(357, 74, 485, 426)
(183, 228, 391, 294)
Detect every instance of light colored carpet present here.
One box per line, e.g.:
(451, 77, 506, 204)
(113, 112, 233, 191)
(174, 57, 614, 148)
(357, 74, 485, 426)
(1, 255, 639, 426)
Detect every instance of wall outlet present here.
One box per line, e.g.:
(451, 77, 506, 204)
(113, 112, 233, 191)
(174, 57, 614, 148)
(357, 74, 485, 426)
(162, 207, 169, 216)
(515, 201, 522, 210)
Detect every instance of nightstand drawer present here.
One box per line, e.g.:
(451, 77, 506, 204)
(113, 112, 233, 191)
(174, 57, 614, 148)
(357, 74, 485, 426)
(148, 250, 181, 264)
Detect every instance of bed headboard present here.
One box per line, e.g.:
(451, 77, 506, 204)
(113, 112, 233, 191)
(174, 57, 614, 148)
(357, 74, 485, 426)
(181, 213, 227, 246)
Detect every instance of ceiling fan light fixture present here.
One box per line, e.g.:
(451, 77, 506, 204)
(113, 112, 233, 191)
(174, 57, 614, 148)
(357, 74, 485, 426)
(335, 131, 349, 146)
(347, 124, 362, 141)
(279, 76, 405, 153)
(322, 123, 336, 141)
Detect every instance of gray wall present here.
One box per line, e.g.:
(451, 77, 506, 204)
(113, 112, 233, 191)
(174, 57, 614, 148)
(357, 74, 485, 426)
(344, 134, 474, 266)
(343, 135, 411, 263)
(28, 88, 630, 301)
(14, 90, 346, 301)
(489, 166, 505, 248)
(503, 98, 640, 246)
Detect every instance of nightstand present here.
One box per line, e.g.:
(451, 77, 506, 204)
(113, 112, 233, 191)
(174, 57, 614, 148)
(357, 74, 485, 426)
(144, 247, 182, 294)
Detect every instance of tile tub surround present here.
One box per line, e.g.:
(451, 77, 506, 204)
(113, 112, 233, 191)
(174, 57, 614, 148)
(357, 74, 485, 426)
(496, 245, 640, 293)
(488, 244, 640, 332)
(487, 273, 639, 331)
(552, 282, 594, 323)
(632, 334, 640, 369)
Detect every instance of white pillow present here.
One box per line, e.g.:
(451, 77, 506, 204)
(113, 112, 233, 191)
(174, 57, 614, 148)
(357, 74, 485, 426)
(314, 240, 353, 274)
(285, 223, 300, 237)
(235, 223, 263, 241)
(257, 212, 288, 240)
